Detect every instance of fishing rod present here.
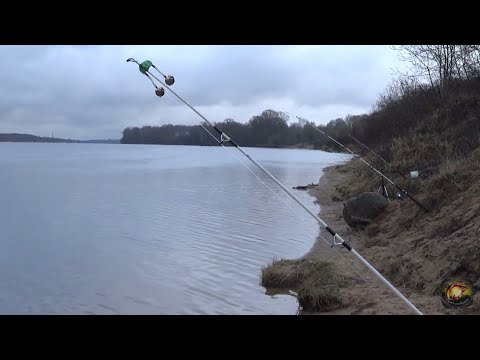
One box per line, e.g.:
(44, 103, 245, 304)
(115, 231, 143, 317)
(348, 134, 408, 180)
(126, 58, 423, 315)
(282, 111, 361, 176)
(318, 142, 361, 176)
(296, 116, 429, 213)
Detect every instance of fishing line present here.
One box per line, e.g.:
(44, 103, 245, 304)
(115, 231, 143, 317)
(160, 93, 381, 299)
(198, 123, 381, 292)
(126, 58, 423, 315)
(294, 115, 429, 212)
(348, 134, 429, 194)
(282, 110, 361, 175)
(163, 90, 292, 206)
(348, 134, 407, 179)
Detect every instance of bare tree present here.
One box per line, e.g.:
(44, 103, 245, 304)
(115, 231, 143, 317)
(395, 46, 455, 92)
(454, 45, 480, 79)
(393, 45, 480, 96)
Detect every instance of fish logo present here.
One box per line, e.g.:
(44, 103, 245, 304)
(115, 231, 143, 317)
(440, 278, 474, 308)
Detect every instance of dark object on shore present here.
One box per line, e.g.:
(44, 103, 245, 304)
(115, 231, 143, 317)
(343, 192, 389, 228)
(293, 183, 318, 190)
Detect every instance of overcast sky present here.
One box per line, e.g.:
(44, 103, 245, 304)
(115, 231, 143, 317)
(0, 45, 406, 140)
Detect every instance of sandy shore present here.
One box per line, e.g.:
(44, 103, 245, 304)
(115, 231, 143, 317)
(300, 165, 454, 315)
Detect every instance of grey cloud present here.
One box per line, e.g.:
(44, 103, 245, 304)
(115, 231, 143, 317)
(0, 45, 405, 139)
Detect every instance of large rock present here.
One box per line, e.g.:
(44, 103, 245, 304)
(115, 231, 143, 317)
(343, 192, 389, 228)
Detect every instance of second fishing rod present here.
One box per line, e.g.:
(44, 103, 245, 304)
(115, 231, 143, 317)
(348, 134, 409, 181)
(295, 116, 429, 213)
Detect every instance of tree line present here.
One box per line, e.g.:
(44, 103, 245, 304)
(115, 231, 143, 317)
(121, 109, 356, 151)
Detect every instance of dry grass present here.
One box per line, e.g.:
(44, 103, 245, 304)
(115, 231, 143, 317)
(333, 158, 381, 200)
(422, 149, 480, 211)
(261, 259, 303, 289)
(334, 131, 480, 219)
(382, 254, 424, 289)
(261, 259, 353, 312)
(363, 223, 380, 237)
(390, 132, 455, 176)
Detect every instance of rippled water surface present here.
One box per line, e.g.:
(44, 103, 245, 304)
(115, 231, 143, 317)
(0, 143, 350, 314)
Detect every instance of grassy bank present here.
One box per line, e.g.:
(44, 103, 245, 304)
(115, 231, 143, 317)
(261, 259, 355, 313)
(260, 71, 480, 314)
(261, 160, 480, 314)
